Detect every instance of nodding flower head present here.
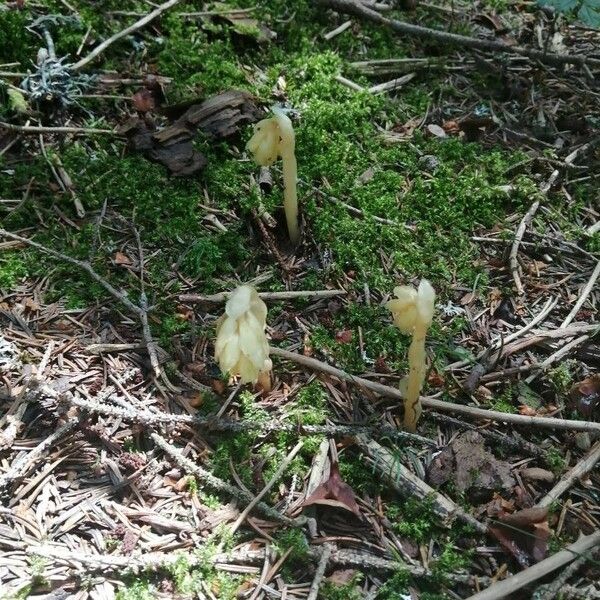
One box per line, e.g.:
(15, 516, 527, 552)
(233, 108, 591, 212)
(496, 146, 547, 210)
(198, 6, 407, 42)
(386, 279, 435, 334)
(215, 285, 271, 384)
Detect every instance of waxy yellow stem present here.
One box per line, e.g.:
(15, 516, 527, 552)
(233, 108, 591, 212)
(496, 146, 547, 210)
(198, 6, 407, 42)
(404, 323, 427, 432)
(273, 110, 299, 244)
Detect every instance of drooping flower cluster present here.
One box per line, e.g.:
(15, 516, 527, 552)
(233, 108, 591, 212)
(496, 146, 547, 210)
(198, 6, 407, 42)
(246, 108, 299, 244)
(215, 285, 272, 384)
(386, 279, 436, 432)
(387, 279, 435, 334)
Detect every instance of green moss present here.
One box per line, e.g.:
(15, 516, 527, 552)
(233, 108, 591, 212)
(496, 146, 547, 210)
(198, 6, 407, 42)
(546, 448, 567, 475)
(375, 569, 411, 599)
(0, 251, 28, 289)
(273, 528, 310, 562)
(115, 580, 154, 600)
(548, 360, 577, 395)
(0, 10, 35, 64)
(210, 432, 254, 488)
(288, 381, 328, 424)
(338, 453, 383, 496)
(387, 496, 438, 544)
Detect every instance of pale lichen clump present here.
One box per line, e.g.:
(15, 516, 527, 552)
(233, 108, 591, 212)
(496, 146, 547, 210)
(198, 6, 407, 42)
(215, 285, 272, 385)
(386, 279, 436, 432)
(246, 107, 299, 244)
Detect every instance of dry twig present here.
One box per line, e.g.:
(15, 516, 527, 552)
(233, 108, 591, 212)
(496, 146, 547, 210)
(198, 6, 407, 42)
(560, 260, 600, 328)
(270, 347, 600, 433)
(66, 392, 434, 445)
(307, 543, 333, 600)
(0, 122, 115, 135)
(0, 419, 78, 492)
(510, 200, 540, 295)
(180, 289, 347, 303)
(229, 441, 303, 535)
(150, 432, 304, 527)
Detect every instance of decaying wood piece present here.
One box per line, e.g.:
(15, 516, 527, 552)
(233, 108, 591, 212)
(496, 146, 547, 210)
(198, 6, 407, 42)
(118, 89, 261, 176)
(354, 434, 488, 533)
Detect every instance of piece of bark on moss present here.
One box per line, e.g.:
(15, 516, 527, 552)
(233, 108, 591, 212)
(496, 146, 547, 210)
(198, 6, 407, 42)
(118, 89, 261, 176)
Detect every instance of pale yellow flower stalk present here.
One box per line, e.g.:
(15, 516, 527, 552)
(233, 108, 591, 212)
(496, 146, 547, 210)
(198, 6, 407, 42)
(247, 108, 299, 244)
(215, 285, 272, 384)
(386, 279, 436, 432)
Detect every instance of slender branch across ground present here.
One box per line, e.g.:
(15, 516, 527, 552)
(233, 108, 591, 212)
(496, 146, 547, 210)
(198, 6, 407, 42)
(270, 347, 600, 433)
(316, 0, 600, 67)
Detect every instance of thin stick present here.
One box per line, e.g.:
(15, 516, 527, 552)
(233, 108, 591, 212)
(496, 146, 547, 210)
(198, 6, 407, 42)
(560, 260, 600, 328)
(179, 289, 347, 303)
(356, 434, 487, 533)
(509, 200, 540, 295)
(65, 392, 435, 446)
(150, 432, 303, 527)
(229, 441, 303, 535)
(499, 323, 598, 357)
(368, 72, 415, 94)
(465, 531, 600, 600)
(316, 0, 600, 67)
(71, 0, 185, 71)
(334, 74, 365, 91)
(587, 221, 600, 236)
(525, 334, 590, 384)
(494, 296, 559, 349)
(323, 20, 352, 40)
(0, 229, 161, 376)
(0, 122, 115, 135)
(537, 441, 600, 509)
(307, 544, 333, 600)
(24, 543, 490, 584)
(270, 347, 600, 433)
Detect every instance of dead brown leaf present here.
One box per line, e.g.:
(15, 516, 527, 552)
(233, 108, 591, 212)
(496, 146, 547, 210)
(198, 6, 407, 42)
(442, 120, 460, 135)
(490, 506, 550, 567)
(391, 116, 421, 139)
(301, 461, 361, 516)
(114, 251, 133, 266)
(132, 89, 156, 113)
(335, 329, 353, 344)
(569, 374, 600, 418)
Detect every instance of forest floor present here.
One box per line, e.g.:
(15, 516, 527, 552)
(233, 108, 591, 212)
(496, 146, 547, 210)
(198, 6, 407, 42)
(0, 0, 599, 598)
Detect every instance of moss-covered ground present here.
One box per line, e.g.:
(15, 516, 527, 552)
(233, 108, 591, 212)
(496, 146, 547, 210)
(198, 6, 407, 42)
(1, 0, 599, 598)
